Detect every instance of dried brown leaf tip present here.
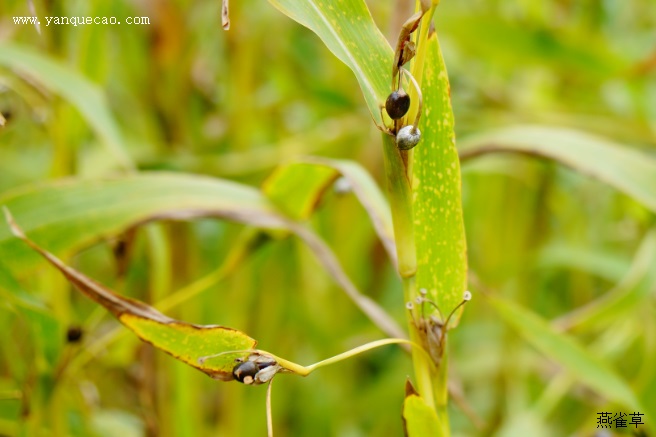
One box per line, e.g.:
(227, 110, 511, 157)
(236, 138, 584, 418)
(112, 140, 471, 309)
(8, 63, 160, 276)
(4, 207, 258, 381)
(222, 0, 230, 30)
(3, 207, 173, 323)
(391, 12, 423, 83)
(404, 378, 419, 398)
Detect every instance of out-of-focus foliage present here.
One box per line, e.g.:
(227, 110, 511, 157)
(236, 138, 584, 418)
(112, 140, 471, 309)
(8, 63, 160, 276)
(1, 0, 655, 436)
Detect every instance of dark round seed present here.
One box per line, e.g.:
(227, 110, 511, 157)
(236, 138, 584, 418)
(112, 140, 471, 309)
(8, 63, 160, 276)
(66, 326, 84, 343)
(232, 361, 259, 384)
(385, 90, 411, 120)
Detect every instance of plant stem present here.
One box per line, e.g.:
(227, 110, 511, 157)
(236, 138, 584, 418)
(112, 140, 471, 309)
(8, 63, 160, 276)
(435, 349, 450, 434)
(381, 134, 437, 409)
(382, 136, 416, 278)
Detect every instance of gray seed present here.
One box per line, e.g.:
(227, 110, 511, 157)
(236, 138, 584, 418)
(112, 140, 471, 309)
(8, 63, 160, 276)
(396, 125, 421, 150)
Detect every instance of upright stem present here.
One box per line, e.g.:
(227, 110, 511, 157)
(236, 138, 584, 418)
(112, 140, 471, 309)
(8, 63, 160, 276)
(435, 349, 450, 434)
(382, 134, 435, 408)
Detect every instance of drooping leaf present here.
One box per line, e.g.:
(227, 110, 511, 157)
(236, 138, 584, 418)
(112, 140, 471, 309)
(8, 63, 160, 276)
(306, 158, 396, 264)
(120, 315, 254, 380)
(459, 125, 656, 213)
(402, 380, 444, 437)
(0, 172, 289, 276)
(5, 210, 256, 381)
(413, 32, 468, 320)
(0, 43, 133, 170)
(489, 294, 645, 413)
(266, 0, 392, 125)
(292, 224, 405, 339)
(263, 158, 396, 265)
(0, 173, 403, 339)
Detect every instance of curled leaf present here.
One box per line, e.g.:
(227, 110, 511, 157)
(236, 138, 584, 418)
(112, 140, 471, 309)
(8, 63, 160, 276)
(4, 208, 256, 381)
(0, 173, 402, 340)
(392, 12, 423, 80)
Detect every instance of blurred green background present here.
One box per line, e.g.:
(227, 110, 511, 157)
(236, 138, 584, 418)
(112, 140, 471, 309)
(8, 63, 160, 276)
(1, 0, 655, 436)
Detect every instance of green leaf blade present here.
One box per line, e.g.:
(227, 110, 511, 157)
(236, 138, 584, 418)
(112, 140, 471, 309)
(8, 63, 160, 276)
(0, 172, 288, 275)
(0, 43, 133, 170)
(121, 315, 256, 381)
(413, 32, 468, 318)
(267, 0, 392, 125)
(0, 172, 402, 339)
(262, 158, 396, 264)
(5, 212, 256, 381)
(459, 125, 656, 213)
(489, 295, 644, 413)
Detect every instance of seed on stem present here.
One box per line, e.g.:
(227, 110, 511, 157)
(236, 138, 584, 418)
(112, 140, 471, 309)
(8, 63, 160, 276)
(385, 90, 411, 120)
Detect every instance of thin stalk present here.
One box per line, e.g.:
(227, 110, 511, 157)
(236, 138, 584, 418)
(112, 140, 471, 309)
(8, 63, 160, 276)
(266, 379, 274, 437)
(199, 339, 428, 377)
(301, 338, 424, 374)
(146, 224, 173, 436)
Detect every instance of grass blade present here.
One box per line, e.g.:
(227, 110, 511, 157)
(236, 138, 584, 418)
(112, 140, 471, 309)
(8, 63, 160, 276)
(267, 0, 391, 125)
(489, 294, 645, 414)
(5, 209, 256, 381)
(263, 158, 396, 266)
(0, 173, 402, 339)
(459, 125, 656, 213)
(0, 43, 133, 170)
(413, 32, 468, 319)
(0, 172, 288, 275)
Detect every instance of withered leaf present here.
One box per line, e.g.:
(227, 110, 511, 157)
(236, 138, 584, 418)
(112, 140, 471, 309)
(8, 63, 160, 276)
(4, 208, 256, 381)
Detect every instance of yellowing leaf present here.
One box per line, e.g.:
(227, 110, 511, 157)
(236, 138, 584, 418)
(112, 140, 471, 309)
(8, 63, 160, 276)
(5, 209, 256, 381)
(263, 158, 396, 265)
(121, 315, 255, 381)
(263, 163, 338, 220)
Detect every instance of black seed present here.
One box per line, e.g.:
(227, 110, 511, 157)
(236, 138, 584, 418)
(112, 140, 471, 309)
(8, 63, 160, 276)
(66, 326, 84, 343)
(233, 361, 258, 383)
(385, 90, 411, 120)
